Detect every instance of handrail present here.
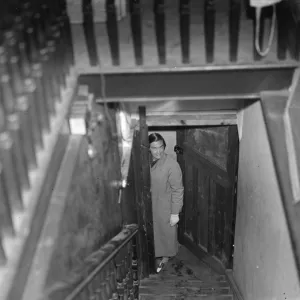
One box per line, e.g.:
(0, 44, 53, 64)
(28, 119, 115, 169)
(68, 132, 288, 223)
(62, 224, 139, 300)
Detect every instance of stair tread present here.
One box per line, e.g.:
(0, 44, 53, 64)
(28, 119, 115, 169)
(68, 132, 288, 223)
(140, 295, 233, 300)
(141, 280, 229, 287)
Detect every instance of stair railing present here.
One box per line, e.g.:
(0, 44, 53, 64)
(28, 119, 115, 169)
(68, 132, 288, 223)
(58, 224, 140, 300)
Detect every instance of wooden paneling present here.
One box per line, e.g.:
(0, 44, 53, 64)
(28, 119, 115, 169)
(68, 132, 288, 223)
(178, 126, 239, 272)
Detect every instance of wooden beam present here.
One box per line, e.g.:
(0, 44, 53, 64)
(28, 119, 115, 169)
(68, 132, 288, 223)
(144, 112, 237, 126)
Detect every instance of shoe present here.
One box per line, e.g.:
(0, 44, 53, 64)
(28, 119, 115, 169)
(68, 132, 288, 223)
(156, 261, 165, 273)
(156, 257, 169, 273)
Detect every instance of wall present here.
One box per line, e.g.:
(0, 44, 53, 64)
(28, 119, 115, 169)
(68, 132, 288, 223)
(42, 105, 123, 297)
(233, 101, 300, 300)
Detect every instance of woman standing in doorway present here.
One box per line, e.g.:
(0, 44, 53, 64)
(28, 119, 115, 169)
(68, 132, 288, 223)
(149, 133, 184, 273)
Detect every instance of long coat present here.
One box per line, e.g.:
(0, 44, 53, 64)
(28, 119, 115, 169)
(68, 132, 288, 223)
(151, 153, 184, 258)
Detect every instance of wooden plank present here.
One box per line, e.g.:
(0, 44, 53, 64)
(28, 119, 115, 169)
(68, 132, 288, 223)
(129, 0, 143, 65)
(139, 106, 155, 275)
(189, 0, 205, 64)
(179, 0, 191, 64)
(165, 0, 181, 65)
(176, 129, 186, 245)
(192, 165, 199, 245)
(198, 170, 209, 251)
(208, 179, 216, 256)
(82, 9, 99, 66)
(70, 24, 90, 71)
(276, 1, 288, 60)
(223, 125, 239, 269)
(229, 0, 241, 62)
(94, 22, 113, 68)
(204, 0, 215, 63)
(145, 112, 237, 126)
(106, 0, 120, 65)
(154, 0, 166, 64)
(141, 0, 158, 66)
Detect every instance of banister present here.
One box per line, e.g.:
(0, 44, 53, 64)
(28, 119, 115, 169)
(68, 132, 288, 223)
(61, 224, 139, 300)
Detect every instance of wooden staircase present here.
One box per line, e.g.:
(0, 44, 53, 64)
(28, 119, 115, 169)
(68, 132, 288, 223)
(139, 246, 234, 300)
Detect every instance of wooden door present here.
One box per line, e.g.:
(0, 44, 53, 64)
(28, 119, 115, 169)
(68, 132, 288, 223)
(132, 107, 155, 277)
(177, 126, 239, 272)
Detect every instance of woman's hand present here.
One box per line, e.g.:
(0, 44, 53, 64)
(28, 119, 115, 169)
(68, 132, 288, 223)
(170, 214, 179, 226)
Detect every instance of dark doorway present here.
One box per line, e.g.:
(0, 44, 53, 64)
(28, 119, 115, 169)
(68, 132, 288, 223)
(150, 125, 239, 274)
(176, 125, 239, 273)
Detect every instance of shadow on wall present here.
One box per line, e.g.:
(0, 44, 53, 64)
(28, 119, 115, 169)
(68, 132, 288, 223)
(43, 107, 123, 297)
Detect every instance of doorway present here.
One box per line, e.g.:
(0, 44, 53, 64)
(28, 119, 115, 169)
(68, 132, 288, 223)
(149, 125, 239, 273)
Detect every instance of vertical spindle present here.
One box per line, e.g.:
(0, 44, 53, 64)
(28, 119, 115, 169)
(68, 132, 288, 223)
(0, 130, 15, 236)
(82, 0, 99, 66)
(204, 0, 215, 63)
(0, 114, 23, 211)
(179, 0, 190, 64)
(276, 2, 287, 60)
(229, 0, 241, 62)
(153, 0, 166, 64)
(129, 0, 143, 65)
(47, 40, 61, 103)
(106, 0, 120, 66)
(4, 31, 39, 163)
(31, 63, 51, 132)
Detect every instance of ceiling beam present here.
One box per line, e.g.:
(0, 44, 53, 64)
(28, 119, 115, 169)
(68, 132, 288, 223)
(131, 111, 237, 127)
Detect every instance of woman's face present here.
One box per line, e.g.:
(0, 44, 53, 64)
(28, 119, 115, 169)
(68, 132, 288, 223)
(150, 140, 165, 160)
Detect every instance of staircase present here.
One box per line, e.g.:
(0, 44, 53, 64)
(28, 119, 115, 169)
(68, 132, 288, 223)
(139, 246, 234, 300)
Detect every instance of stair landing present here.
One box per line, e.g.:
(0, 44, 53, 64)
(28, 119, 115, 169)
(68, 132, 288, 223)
(139, 246, 233, 300)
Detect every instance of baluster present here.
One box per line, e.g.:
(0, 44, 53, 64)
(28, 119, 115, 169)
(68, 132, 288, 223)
(57, 15, 72, 77)
(129, 0, 143, 65)
(40, 48, 56, 115)
(4, 32, 38, 166)
(0, 229, 6, 265)
(132, 237, 139, 300)
(0, 47, 30, 190)
(14, 16, 32, 79)
(82, 0, 99, 66)
(116, 255, 125, 300)
(229, 0, 241, 62)
(204, 0, 215, 63)
(153, 0, 166, 64)
(179, 0, 190, 64)
(276, 1, 287, 60)
(0, 106, 15, 235)
(51, 25, 66, 88)
(106, 0, 120, 66)
(60, 1, 75, 67)
(31, 63, 51, 132)
(46, 39, 61, 103)
(6, 30, 43, 150)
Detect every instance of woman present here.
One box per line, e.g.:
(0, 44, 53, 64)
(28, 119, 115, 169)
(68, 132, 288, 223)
(149, 133, 184, 273)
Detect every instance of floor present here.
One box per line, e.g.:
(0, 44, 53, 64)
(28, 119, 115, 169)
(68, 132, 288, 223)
(139, 246, 233, 300)
(71, 0, 297, 73)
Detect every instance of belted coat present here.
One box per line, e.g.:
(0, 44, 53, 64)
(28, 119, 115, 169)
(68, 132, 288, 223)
(150, 153, 184, 258)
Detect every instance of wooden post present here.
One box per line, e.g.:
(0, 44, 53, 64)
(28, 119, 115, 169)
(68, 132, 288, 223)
(139, 106, 155, 275)
(204, 0, 215, 63)
(129, 0, 143, 65)
(179, 0, 190, 64)
(106, 0, 120, 65)
(229, 0, 241, 62)
(153, 0, 166, 64)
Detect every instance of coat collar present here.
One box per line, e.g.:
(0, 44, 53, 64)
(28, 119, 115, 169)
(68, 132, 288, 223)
(151, 153, 167, 170)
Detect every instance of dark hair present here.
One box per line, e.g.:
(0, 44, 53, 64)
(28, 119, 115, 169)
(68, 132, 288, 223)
(148, 133, 166, 148)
